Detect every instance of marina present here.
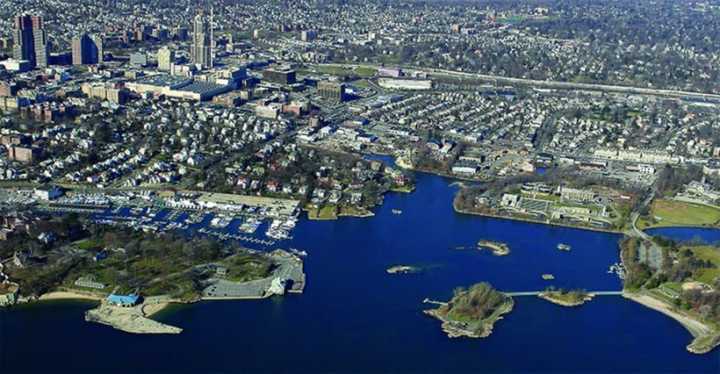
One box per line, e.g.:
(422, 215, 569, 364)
(50, 199, 302, 248)
(608, 263, 626, 280)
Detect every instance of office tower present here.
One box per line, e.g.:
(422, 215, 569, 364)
(72, 33, 103, 65)
(301, 30, 317, 42)
(191, 9, 213, 69)
(157, 46, 175, 71)
(13, 15, 49, 68)
(262, 67, 296, 85)
(318, 80, 347, 102)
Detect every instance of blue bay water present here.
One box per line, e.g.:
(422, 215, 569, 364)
(1, 172, 718, 373)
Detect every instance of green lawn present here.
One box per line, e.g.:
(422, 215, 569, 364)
(306, 204, 338, 220)
(313, 65, 376, 78)
(520, 191, 559, 202)
(639, 199, 720, 229)
(352, 79, 371, 88)
(355, 66, 377, 77)
(75, 239, 103, 251)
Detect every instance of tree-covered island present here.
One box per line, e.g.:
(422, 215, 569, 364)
(538, 287, 593, 307)
(425, 282, 513, 338)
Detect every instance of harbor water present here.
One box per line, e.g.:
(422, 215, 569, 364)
(1, 172, 718, 373)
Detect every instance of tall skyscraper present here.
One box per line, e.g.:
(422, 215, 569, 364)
(157, 46, 175, 71)
(191, 9, 213, 69)
(72, 33, 103, 65)
(13, 15, 49, 68)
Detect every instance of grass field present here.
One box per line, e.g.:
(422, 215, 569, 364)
(75, 239, 103, 251)
(352, 79, 371, 88)
(313, 65, 377, 78)
(639, 199, 720, 229)
(306, 204, 338, 220)
(689, 246, 720, 284)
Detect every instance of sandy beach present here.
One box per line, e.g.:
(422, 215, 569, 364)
(142, 302, 171, 317)
(39, 291, 103, 302)
(623, 292, 711, 337)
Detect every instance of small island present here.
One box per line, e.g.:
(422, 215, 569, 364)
(425, 282, 514, 338)
(477, 240, 510, 256)
(538, 288, 594, 307)
(386, 265, 420, 274)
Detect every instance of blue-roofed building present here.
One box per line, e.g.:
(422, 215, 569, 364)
(107, 293, 140, 307)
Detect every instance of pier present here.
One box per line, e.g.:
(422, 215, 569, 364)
(422, 298, 448, 306)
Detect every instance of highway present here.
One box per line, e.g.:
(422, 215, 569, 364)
(312, 62, 720, 102)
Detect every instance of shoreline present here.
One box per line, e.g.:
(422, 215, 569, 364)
(622, 291, 719, 354)
(200, 295, 270, 301)
(38, 291, 104, 302)
(391, 159, 720, 236)
(141, 302, 172, 317)
(453, 203, 623, 235)
(639, 223, 720, 232)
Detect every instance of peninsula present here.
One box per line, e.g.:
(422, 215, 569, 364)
(425, 282, 514, 338)
(0, 218, 306, 334)
(621, 236, 720, 354)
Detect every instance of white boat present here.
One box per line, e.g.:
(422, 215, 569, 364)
(210, 216, 231, 229)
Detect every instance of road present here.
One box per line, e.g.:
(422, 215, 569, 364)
(629, 190, 656, 241)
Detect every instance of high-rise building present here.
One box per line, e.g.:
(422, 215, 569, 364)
(72, 33, 103, 65)
(0, 37, 11, 50)
(301, 30, 317, 42)
(13, 15, 49, 68)
(157, 46, 175, 71)
(318, 80, 347, 102)
(191, 9, 213, 69)
(263, 67, 296, 85)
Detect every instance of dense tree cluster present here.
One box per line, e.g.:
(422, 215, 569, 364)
(440, 282, 511, 327)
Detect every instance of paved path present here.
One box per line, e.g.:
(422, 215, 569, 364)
(504, 291, 623, 297)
